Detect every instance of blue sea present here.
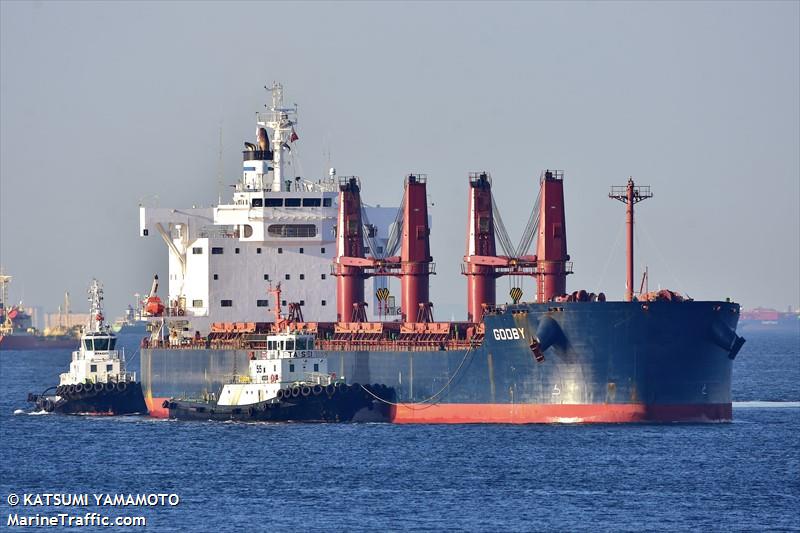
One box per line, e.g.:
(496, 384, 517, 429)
(1, 330, 798, 532)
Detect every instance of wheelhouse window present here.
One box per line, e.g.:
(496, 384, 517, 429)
(90, 364, 97, 372)
(221, 300, 233, 307)
(302, 198, 322, 207)
(285, 198, 302, 207)
(323, 198, 332, 207)
(106, 364, 113, 371)
(265, 198, 283, 207)
(212, 247, 223, 255)
(296, 337, 307, 350)
(89, 337, 113, 351)
(251, 198, 263, 207)
(285, 339, 295, 351)
(267, 224, 317, 238)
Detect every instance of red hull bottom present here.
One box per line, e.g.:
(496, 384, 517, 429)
(149, 396, 731, 423)
(390, 403, 732, 424)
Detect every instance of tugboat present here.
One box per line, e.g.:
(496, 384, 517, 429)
(163, 285, 394, 422)
(27, 280, 148, 415)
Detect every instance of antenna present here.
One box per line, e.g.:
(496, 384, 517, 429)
(217, 123, 224, 206)
(64, 291, 71, 329)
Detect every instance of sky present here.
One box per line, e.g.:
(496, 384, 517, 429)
(1, 0, 798, 320)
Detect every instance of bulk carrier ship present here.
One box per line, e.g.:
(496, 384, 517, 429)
(138, 84, 745, 423)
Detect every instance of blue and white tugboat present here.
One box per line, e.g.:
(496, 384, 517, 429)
(163, 285, 393, 422)
(27, 280, 148, 415)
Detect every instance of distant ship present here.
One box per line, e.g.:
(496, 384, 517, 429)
(137, 84, 746, 423)
(0, 273, 78, 350)
(739, 307, 800, 333)
(111, 303, 148, 335)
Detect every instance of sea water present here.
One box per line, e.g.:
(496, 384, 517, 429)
(0, 331, 797, 531)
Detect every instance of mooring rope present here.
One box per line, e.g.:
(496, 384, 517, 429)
(359, 345, 476, 410)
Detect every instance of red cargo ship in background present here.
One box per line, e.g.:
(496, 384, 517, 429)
(0, 273, 78, 350)
(739, 307, 799, 333)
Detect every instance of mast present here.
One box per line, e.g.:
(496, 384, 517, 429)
(464, 172, 497, 322)
(333, 176, 367, 322)
(87, 279, 106, 333)
(64, 291, 71, 329)
(0, 272, 12, 335)
(400, 174, 434, 322)
(257, 82, 298, 192)
(609, 178, 653, 302)
(535, 170, 569, 302)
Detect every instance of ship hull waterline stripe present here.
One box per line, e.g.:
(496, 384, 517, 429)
(147, 396, 731, 423)
(389, 403, 733, 423)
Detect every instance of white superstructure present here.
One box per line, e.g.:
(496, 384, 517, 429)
(139, 83, 400, 333)
(217, 333, 330, 406)
(60, 280, 135, 387)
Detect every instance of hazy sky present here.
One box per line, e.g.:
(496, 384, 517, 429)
(1, 1, 798, 319)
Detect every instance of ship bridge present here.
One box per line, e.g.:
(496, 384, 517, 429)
(138, 84, 404, 334)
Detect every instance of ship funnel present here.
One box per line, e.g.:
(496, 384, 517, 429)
(333, 177, 367, 322)
(464, 172, 497, 322)
(535, 170, 569, 302)
(257, 127, 270, 152)
(401, 174, 434, 322)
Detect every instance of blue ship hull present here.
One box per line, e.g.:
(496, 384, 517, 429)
(142, 301, 743, 423)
